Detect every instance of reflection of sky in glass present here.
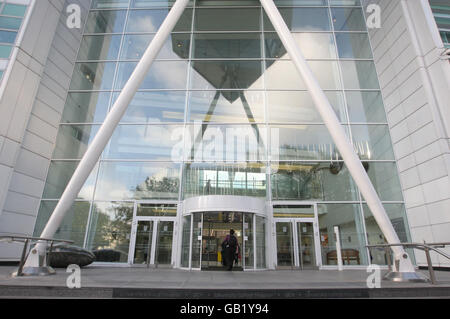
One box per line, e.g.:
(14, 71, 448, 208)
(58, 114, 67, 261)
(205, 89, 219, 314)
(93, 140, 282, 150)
(106, 125, 184, 160)
(94, 162, 180, 200)
(115, 61, 188, 90)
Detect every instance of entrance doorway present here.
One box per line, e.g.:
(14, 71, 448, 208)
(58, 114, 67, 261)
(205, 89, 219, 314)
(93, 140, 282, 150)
(273, 204, 321, 269)
(275, 220, 318, 269)
(183, 211, 262, 270)
(180, 195, 267, 270)
(201, 212, 243, 270)
(128, 202, 177, 267)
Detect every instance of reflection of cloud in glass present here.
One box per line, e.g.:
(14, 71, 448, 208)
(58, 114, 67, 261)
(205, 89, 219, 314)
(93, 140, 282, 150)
(115, 61, 188, 90)
(150, 61, 187, 89)
(94, 162, 180, 200)
(265, 60, 341, 90)
(127, 15, 158, 33)
(108, 125, 182, 160)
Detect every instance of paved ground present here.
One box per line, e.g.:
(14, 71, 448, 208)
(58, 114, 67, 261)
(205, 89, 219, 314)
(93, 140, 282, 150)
(0, 266, 449, 298)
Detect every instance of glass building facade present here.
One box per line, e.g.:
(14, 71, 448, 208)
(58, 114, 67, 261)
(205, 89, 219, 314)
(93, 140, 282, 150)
(430, 0, 450, 48)
(0, 0, 30, 82)
(33, 0, 412, 270)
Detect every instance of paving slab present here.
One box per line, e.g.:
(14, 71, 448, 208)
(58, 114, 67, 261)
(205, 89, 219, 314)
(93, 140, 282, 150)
(0, 266, 449, 298)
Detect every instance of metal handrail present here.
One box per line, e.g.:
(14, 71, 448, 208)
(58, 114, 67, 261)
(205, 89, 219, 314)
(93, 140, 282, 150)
(0, 235, 74, 277)
(366, 242, 450, 285)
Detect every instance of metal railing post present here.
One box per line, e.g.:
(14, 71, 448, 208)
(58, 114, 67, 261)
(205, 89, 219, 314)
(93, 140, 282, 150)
(424, 242, 437, 285)
(385, 246, 392, 272)
(47, 241, 55, 269)
(17, 239, 29, 277)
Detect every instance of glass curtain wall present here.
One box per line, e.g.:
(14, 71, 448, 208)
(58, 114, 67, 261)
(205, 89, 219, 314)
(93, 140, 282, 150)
(430, 0, 450, 48)
(34, 0, 410, 267)
(0, 0, 30, 82)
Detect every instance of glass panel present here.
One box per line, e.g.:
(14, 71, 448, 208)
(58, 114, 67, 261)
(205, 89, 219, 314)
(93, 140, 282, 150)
(318, 204, 367, 266)
(78, 35, 122, 61)
(126, 9, 192, 32)
(255, 216, 266, 269)
(275, 0, 328, 5)
(70, 62, 117, 91)
(264, 8, 331, 31)
(92, 0, 130, 9)
(298, 222, 316, 268)
(191, 213, 202, 268)
(265, 60, 341, 90)
(61, 92, 111, 124)
(335, 33, 372, 59)
(188, 91, 264, 123)
(115, 61, 188, 90)
(346, 91, 387, 123)
(131, 0, 182, 8)
(272, 124, 344, 161)
(244, 213, 254, 269)
(94, 162, 180, 200)
(42, 161, 98, 200)
(183, 163, 267, 198)
(0, 17, 22, 30)
(133, 221, 153, 264)
(265, 32, 336, 59)
(197, 0, 259, 6)
(195, 8, 260, 31)
(0, 30, 17, 43)
(276, 222, 294, 267)
(112, 91, 186, 123)
(106, 124, 184, 160)
(121, 33, 190, 60)
(340, 61, 380, 90)
(193, 33, 261, 59)
(2, 4, 28, 17)
(273, 205, 315, 218)
(86, 201, 134, 262)
(53, 125, 99, 159)
(84, 10, 127, 33)
(136, 203, 177, 216)
(363, 203, 412, 265)
(185, 124, 266, 162)
(271, 162, 359, 201)
(0, 44, 12, 58)
(190, 60, 263, 90)
(180, 215, 191, 267)
(351, 125, 395, 160)
(331, 7, 366, 31)
(330, 0, 361, 5)
(156, 221, 174, 265)
(267, 91, 346, 123)
(33, 201, 90, 247)
(366, 162, 403, 201)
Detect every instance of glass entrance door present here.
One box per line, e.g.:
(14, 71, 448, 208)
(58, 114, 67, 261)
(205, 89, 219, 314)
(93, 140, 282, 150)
(130, 219, 175, 267)
(133, 221, 153, 264)
(275, 220, 318, 269)
(297, 222, 316, 269)
(276, 222, 294, 268)
(201, 212, 243, 270)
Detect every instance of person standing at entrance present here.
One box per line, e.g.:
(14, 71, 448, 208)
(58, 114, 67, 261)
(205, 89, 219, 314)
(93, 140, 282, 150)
(222, 229, 239, 271)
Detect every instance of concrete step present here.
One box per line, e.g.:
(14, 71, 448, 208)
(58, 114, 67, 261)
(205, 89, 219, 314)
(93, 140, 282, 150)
(1, 285, 450, 299)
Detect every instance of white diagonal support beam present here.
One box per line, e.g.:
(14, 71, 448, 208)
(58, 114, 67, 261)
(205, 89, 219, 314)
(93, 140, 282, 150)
(259, 0, 415, 273)
(24, 0, 191, 268)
